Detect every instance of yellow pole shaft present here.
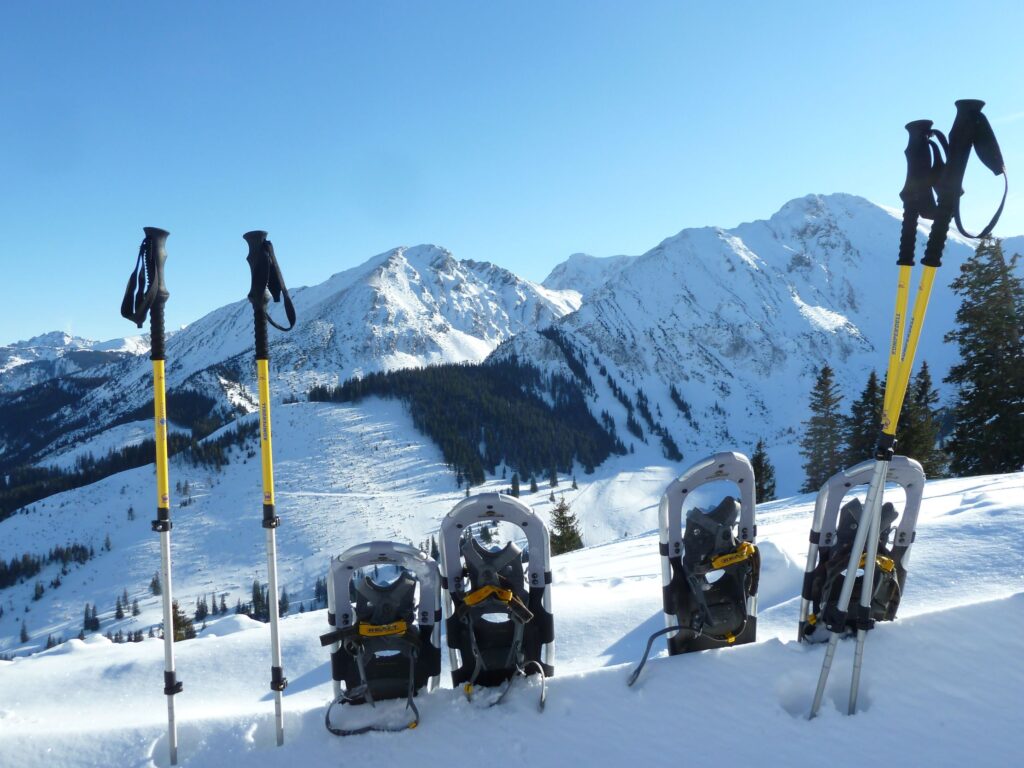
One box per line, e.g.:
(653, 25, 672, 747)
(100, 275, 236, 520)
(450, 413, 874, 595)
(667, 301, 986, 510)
(882, 265, 913, 420)
(153, 360, 171, 511)
(257, 358, 275, 505)
(881, 266, 937, 436)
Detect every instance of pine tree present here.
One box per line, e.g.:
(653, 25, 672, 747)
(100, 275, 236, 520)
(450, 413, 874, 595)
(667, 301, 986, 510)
(529, 476, 538, 493)
(150, 572, 161, 596)
(750, 439, 776, 502)
(115, 596, 125, 620)
(171, 600, 196, 642)
(219, 595, 227, 615)
(132, 599, 140, 617)
(279, 588, 289, 617)
(944, 239, 1024, 475)
(897, 362, 947, 476)
(799, 365, 846, 492)
(844, 370, 883, 465)
(549, 497, 583, 555)
(20, 620, 29, 643)
(510, 473, 521, 498)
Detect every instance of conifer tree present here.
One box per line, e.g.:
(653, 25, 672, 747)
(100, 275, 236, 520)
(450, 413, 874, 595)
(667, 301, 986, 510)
(897, 362, 946, 476)
(844, 370, 882, 465)
(510, 473, 521, 498)
(279, 588, 289, 617)
(132, 599, 140, 617)
(20, 620, 29, 643)
(750, 439, 776, 502)
(799, 365, 845, 492)
(150, 571, 161, 596)
(944, 239, 1024, 475)
(171, 600, 195, 641)
(529, 476, 538, 493)
(115, 596, 124, 620)
(549, 497, 583, 555)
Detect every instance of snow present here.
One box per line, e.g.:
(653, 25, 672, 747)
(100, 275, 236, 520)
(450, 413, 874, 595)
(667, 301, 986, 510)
(40, 420, 189, 472)
(2, 423, 1024, 765)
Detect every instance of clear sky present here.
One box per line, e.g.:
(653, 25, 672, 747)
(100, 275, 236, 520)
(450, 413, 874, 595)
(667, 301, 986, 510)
(2, 1, 1022, 345)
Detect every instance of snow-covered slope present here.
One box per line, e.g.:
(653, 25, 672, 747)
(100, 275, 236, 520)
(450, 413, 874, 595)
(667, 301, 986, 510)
(1, 469, 1020, 767)
(504, 194, 1018, 492)
(542, 252, 634, 300)
(0, 331, 147, 393)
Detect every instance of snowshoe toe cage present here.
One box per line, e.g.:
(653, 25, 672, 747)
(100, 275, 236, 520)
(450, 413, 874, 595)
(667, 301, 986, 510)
(799, 456, 924, 643)
(439, 493, 553, 706)
(320, 542, 442, 736)
(658, 452, 759, 655)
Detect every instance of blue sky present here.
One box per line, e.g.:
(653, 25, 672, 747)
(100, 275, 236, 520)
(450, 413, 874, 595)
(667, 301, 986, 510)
(2, 1, 1021, 345)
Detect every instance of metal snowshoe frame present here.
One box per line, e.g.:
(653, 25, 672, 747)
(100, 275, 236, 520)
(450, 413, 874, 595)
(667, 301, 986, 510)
(659, 451, 759, 652)
(629, 452, 759, 686)
(320, 541, 442, 735)
(799, 456, 924, 644)
(438, 493, 553, 708)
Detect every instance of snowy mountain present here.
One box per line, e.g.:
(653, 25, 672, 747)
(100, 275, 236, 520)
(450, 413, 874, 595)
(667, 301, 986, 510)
(542, 251, 634, 300)
(501, 193, 1018, 489)
(2, 245, 579, 467)
(0, 331, 147, 394)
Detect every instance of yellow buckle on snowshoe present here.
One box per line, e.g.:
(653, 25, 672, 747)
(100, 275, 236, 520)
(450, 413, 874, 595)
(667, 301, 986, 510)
(807, 613, 817, 626)
(464, 585, 514, 607)
(857, 553, 896, 573)
(710, 541, 757, 571)
(358, 620, 408, 637)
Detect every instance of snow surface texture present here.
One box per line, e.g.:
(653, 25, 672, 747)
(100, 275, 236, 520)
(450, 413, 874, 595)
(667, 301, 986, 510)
(1, 471, 1021, 767)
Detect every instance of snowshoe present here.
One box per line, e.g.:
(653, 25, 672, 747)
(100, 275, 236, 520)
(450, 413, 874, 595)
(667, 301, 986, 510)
(659, 451, 760, 653)
(438, 492, 554, 710)
(319, 541, 442, 735)
(629, 452, 760, 684)
(799, 455, 924, 643)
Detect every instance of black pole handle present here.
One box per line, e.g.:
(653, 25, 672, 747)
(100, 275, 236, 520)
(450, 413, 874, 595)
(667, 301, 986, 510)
(244, 230, 296, 361)
(897, 120, 939, 267)
(120, 227, 170, 358)
(924, 99, 1007, 265)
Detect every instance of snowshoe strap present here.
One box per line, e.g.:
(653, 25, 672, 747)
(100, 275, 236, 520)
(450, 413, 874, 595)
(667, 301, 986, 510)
(462, 538, 525, 592)
(627, 625, 683, 687)
(325, 650, 420, 736)
(710, 541, 757, 571)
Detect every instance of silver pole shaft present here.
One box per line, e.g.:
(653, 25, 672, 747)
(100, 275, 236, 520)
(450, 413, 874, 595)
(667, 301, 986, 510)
(849, 471, 886, 715)
(809, 632, 838, 719)
(159, 529, 179, 764)
(808, 459, 888, 717)
(265, 527, 284, 746)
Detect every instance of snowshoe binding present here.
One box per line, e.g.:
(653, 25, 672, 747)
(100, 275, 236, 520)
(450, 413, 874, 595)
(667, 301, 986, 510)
(319, 541, 442, 735)
(799, 456, 923, 643)
(629, 452, 760, 685)
(439, 492, 554, 710)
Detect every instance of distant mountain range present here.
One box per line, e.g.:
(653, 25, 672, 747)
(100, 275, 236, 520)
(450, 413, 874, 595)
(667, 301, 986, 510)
(2, 194, 1021, 482)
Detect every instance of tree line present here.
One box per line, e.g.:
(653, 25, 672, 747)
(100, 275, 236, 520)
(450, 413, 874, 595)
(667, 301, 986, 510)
(798, 238, 1023, 490)
(309, 357, 625, 485)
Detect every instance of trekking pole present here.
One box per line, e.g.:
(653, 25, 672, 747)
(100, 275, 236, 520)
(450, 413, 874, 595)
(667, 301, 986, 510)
(810, 100, 1006, 719)
(243, 230, 296, 746)
(120, 227, 183, 764)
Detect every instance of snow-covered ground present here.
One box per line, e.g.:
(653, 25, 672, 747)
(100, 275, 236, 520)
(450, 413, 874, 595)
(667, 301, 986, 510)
(2, 440, 1021, 766)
